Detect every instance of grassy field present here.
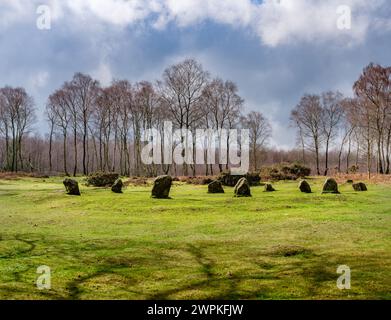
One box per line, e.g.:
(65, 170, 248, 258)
(0, 176, 390, 300)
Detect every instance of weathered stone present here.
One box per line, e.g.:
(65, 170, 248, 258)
(299, 180, 312, 193)
(208, 180, 224, 194)
(322, 178, 339, 194)
(111, 178, 123, 193)
(63, 178, 81, 196)
(353, 182, 367, 192)
(264, 183, 276, 192)
(234, 178, 251, 197)
(152, 175, 172, 199)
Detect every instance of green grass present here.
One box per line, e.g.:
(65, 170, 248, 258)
(0, 177, 390, 300)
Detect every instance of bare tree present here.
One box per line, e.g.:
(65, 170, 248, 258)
(7, 60, 391, 177)
(241, 111, 271, 171)
(95, 86, 115, 172)
(291, 117, 307, 165)
(159, 59, 209, 176)
(291, 94, 324, 175)
(321, 91, 344, 176)
(345, 97, 376, 178)
(202, 78, 243, 173)
(134, 81, 160, 176)
(115, 80, 133, 176)
(353, 63, 391, 174)
(47, 89, 71, 176)
(45, 102, 57, 173)
(71, 73, 100, 175)
(0, 87, 35, 172)
(0, 91, 11, 170)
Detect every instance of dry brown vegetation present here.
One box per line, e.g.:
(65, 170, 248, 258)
(0, 172, 49, 180)
(123, 177, 150, 187)
(332, 173, 391, 184)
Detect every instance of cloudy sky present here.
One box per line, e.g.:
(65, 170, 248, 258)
(0, 0, 390, 149)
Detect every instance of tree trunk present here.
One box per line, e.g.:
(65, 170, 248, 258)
(63, 131, 69, 176)
(18, 135, 24, 171)
(315, 142, 321, 176)
(377, 139, 383, 174)
(385, 128, 391, 174)
(324, 138, 330, 176)
(346, 136, 352, 174)
(48, 122, 54, 172)
(83, 120, 88, 175)
(73, 126, 77, 177)
(5, 126, 10, 170)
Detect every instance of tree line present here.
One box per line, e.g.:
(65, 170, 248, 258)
(291, 63, 391, 177)
(0, 59, 271, 176)
(0, 60, 390, 177)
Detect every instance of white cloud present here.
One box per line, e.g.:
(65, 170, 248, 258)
(0, 0, 388, 46)
(91, 62, 113, 87)
(253, 0, 377, 47)
(156, 0, 254, 27)
(0, 0, 32, 29)
(28, 71, 50, 91)
(64, 0, 152, 26)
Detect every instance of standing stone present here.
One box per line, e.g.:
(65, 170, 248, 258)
(264, 183, 276, 192)
(63, 178, 81, 196)
(234, 178, 251, 197)
(111, 178, 123, 193)
(208, 180, 224, 194)
(322, 178, 339, 194)
(353, 182, 367, 191)
(152, 175, 172, 199)
(299, 180, 312, 193)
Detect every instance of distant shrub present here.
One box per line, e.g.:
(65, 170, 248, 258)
(185, 176, 215, 185)
(124, 177, 149, 186)
(218, 171, 261, 187)
(245, 172, 262, 186)
(0, 172, 49, 180)
(86, 172, 119, 187)
(349, 165, 359, 173)
(284, 163, 311, 177)
(260, 163, 311, 181)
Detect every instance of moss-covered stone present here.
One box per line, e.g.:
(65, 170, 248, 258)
(299, 180, 312, 193)
(63, 178, 81, 196)
(152, 175, 172, 199)
(322, 178, 339, 194)
(208, 180, 224, 194)
(234, 178, 251, 197)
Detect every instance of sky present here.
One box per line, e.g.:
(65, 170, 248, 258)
(0, 0, 390, 149)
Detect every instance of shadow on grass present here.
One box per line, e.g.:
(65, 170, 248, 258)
(147, 244, 283, 300)
(1, 237, 386, 300)
(0, 234, 41, 259)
